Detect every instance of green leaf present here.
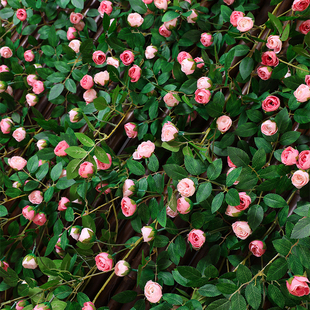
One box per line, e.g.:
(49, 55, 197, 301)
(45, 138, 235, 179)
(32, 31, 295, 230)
(80, 38, 93, 55)
(207, 159, 222, 180)
(0, 205, 8, 217)
(49, 84, 64, 101)
(206, 299, 231, 310)
(94, 146, 109, 164)
(291, 217, 310, 239)
(239, 57, 254, 80)
(41, 45, 55, 56)
(162, 11, 179, 22)
(220, 5, 232, 22)
(75, 133, 95, 147)
(252, 148, 266, 170)
(272, 238, 291, 256)
(231, 293, 246, 310)
(27, 155, 39, 173)
(129, 0, 147, 14)
(0, 8, 14, 19)
(281, 23, 290, 41)
(280, 131, 301, 145)
(48, 25, 58, 47)
(56, 177, 75, 190)
(45, 235, 59, 256)
(127, 159, 145, 176)
(179, 79, 197, 95)
(268, 284, 284, 308)
(196, 182, 212, 203)
(94, 96, 108, 110)
(266, 257, 288, 281)
(294, 109, 310, 124)
(226, 167, 242, 187)
(236, 264, 252, 284)
(245, 282, 261, 310)
(71, 0, 84, 9)
(65, 146, 87, 159)
(247, 205, 264, 231)
(225, 188, 240, 206)
(235, 123, 257, 137)
(148, 154, 159, 172)
(66, 158, 80, 180)
(65, 79, 76, 93)
(184, 155, 205, 175)
(112, 290, 137, 303)
(198, 284, 221, 297)
(268, 12, 283, 34)
(211, 192, 224, 213)
(163, 164, 188, 180)
(227, 147, 250, 167)
(263, 193, 287, 208)
(154, 235, 169, 247)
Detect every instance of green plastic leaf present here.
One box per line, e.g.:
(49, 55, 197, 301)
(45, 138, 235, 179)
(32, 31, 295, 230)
(127, 159, 145, 176)
(196, 182, 212, 203)
(163, 164, 188, 180)
(263, 193, 287, 208)
(266, 257, 288, 281)
(247, 205, 264, 231)
(239, 57, 254, 80)
(291, 217, 310, 239)
(211, 192, 224, 213)
(49, 84, 64, 101)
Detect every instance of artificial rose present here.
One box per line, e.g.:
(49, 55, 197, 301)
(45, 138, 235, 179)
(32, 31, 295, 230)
(79, 228, 95, 243)
(0, 117, 13, 134)
(58, 197, 70, 211)
(33, 303, 51, 310)
(83, 89, 97, 104)
(132, 141, 155, 160)
(237, 17, 254, 32)
(177, 197, 193, 214)
(123, 179, 136, 197)
(69, 108, 83, 123)
(24, 50, 34, 62)
(144, 281, 162, 303)
(26, 93, 38, 106)
(195, 89, 211, 104)
(177, 51, 192, 64)
(93, 153, 112, 170)
(292, 170, 310, 189)
(0, 261, 9, 272)
(75, 20, 85, 31)
(230, 11, 244, 27)
(54, 140, 69, 156)
(164, 18, 178, 30)
(16, 300, 29, 310)
(128, 13, 144, 27)
(107, 56, 119, 68)
(163, 92, 179, 107)
(292, 0, 310, 11)
(294, 84, 310, 102)
(216, 115, 232, 133)
(70, 12, 83, 24)
(188, 229, 206, 250)
(141, 226, 156, 242)
(22, 254, 37, 269)
(261, 120, 278, 136)
(124, 122, 138, 138)
(261, 51, 279, 67)
(159, 24, 171, 37)
(143, 0, 153, 3)
(257, 65, 272, 80)
(120, 50, 134, 66)
(12, 127, 26, 142)
(299, 20, 310, 34)
(234, 192, 251, 211)
(8, 156, 27, 170)
(22, 205, 36, 221)
(181, 58, 196, 75)
(287, 276, 310, 297)
(249, 240, 266, 257)
(197, 76, 212, 89)
(226, 168, 239, 185)
(121, 197, 137, 217)
(29, 190, 43, 204)
(161, 121, 178, 142)
(16, 8, 27, 21)
(59, 169, 67, 178)
(6, 85, 12, 96)
(297, 150, 310, 170)
(266, 35, 282, 53)
(94, 71, 109, 86)
(67, 27, 77, 40)
(232, 221, 252, 240)
(95, 183, 111, 194)
(82, 302, 96, 310)
(1, 0, 7, 6)
(27, 74, 38, 86)
(0, 46, 13, 58)
(70, 226, 81, 240)
(13, 181, 22, 188)
(98, 0, 113, 17)
(194, 57, 204, 69)
(92, 51, 106, 65)
(32, 80, 44, 94)
(128, 65, 141, 82)
(154, 0, 168, 9)
(224, 0, 234, 4)
(200, 33, 213, 47)
(281, 147, 299, 166)
(166, 205, 178, 218)
(306, 75, 310, 87)
(177, 178, 195, 197)
(145, 45, 158, 59)
(78, 162, 94, 178)
(262, 95, 281, 112)
(69, 39, 81, 53)
(80, 75, 94, 90)
(0, 81, 6, 93)
(115, 260, 131, 277)
(187, 9, 198, 23)
(225, 205, 242, 217)
(0, 65, 9, 72)
(95, 252, 113, 271)
(33, 212, 47, 226)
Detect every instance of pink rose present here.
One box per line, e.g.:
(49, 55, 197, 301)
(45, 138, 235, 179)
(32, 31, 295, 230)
(306, 75, 310, 87)
(294, 84, 310, 102)
(16, 8, 27, 21)
(292, 0, 310, 11)
(0, 46, 12, 58)
(93, 153, 112, 170)
(166, 205, 178, 218)
(94, 71, 109, 86)
(70, 12, 83, 24)
(59, 169, 67, 178)
(95, 183, 111, 194)
(32, 80, 44, 94)
(261, 51, 279, 67)
(5, 85, 12, 96)
(123, 179, 136, 197)
(26, 93, 38, 106)
(188, 229, 206, 250)
(128, 13, 144, 27)
(95, 252, 113, 271)
(224, 0, 234, 4)
(266, 35, 282, 54)
(54, 140, 69, 157)
(161, 121, 178, 142)
(13, 181, 22, 188)
(98, 1, 113, 17)
(281, 147, 299, 166)
(8, 156, 27, 170)
(200, 33, 213, 47)
(143, 0, 153, 3)
(115, 260, 131, 277)
(0, 65, 9, 72)
(58, 197, 70, 211)
(0, 117, 13, 134)
(177, 197, 193, 214)
(70, 226, 81, 240)
(163, 92, 179, 107)
(141, 226, 156, 242)
(124, 122, 138, 138)
(232, 221, 252, 240)
(69, 108, 82, 123)
(227, 168, 239, 185)
(225, 205, 242, 217)
(12, 127, 26, 142)
(299, 20, 310, 34)
(128, 65, 141, 82)
(145, 45, 158, 59)
(82, 302, 96, 310)
(33, 303, 50, 310)
(181, 58, 196, 75)
(144, 281, 162, 303)
(76, 20, 85, 31)
(257, 65, 272, 80)
(28, 190, 43, 204)
(120, 50, 134, 66)
(67, 27, 77, 40)
(159, 24, 171, 37)
(194, 57, 204, 69)
(195, 89, 211, 104)
(216, 115, 232, 133)
(249, 240, 266, 257)
(24, 50, 34, 62)
(297, 150, 310, 170)
(33, 212, 47, 225)
(69, 39, 81, 53)
(83, 89, 97, 104)
(132, 141, 155, 159)
(261, 120, 278, 136)
(22, 205, 36, 221)
(22, 254, 38, 269)
(230, 11, 244, 27)
(177, 178, 195, 197)
(164, 18, 178, 30)
(285, 69, 291, 78)
(92, 51, 106, 65)
(78, 228, 95, 243)
(1, 0, 7, 6)
(121, 197, 137, 217)
(27, 74, 38, 86)
(80, 75, 94, 90)
(234, 192, 251, 211)
(187, 9, 198, 23)
(177, 51, 192, 64)
(16, 300, 29, 310)
(262, 95, 281, 112)
(36, 139, 47, 151)
(287, 276, 310, 297)
(79, 162, 94, 178)
(237, 17, 254, 32)
(107, 56, 119, 68)
(154, 0, 168, 9)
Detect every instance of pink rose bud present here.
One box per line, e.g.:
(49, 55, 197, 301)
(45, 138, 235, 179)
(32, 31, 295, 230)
(28, 190, 43, 205)
(177, 178, 195, 197)
(187, 9, 198, 23)
(164, 18, 178, 30)
(232, 221, 252, 240)
(95, 252, 113, 271)
(16, 8, 27, 21)
(124, 122, 138, 138)
(297, 150, 310, 170)
(26, 93, 38, 106)
(5, 85, 12, 96)
(177, 51, 192, 64)
(181, 58, 196, 75)
(224, 0, 234, 4)
(285, 69, 291, 79)
(141, 226, 156, 242)
(143, 0, 153, 3)
(292, 170, 309, 189)
(94, 71, 109, 86)
(92, 51, 106, 65)
(79, 162, 94, 178)
(98, 0, 113, 17)
(37, 139, 47, 150)
(33, 212, 47, 225)
(68, 108, 83, 123)
(24, 50, 34, 62)
(216, 115, 232, 133)
(27, 74, 38, 87)
(0, 65, 9, 72)
(33, 302, 51, 310)
(145, 45, 158, 59)
(292, 0, 310, 11)
(200, 32, 213, 47)
(236, 17, 254, 32)
(70, 226, 81, 240)
(75, 20, 85, 31)
(144, 280, 162, 303)
(123, 179, 136, 197)
(230, 11, 245, 27)
(22, 205, 36, 221)
(261, 51, 279, 67)
(294, 84, 310, 102)
(78, 227, 95, 243)
(177, 197, 193, 214)
(226, 168, 239, 185)
(54, 140, 69, 157)
(70, 12, 83, 24)
(163, 92, 179, 107)
(34, 63, 42, 68)
(58, 197, 70, 211)
(16, 300, 29, 310)
(159, 24, 171, 37)
(154, 0, 168, 9)
(261, 120, 278, 136)
(1, 0, 7, 6)
(82, 302, 96, 310)
(128, 13, 144, 27)
(0, 117, 13, 134)
(266, 35, 282, 53)
(0, 46, 13, 58)
(121, 197, 137, 217)
(22, 254, 38, 269)
(80, 75, 94, 90)
(225, 205, 242, 217)
(233, 192, 251, 211)
(67, 27, 77, 40)
(287, 276, 310, 297)
(115, 260, 131, 277)
(95, 183, 111, 194)
(194, 57, 204, 69)
(93, 153, 112, 170)
(120, 50, 134, 66)
(128, 64, 141, 82)
(299, 20, 310, 35)
(166, 205, 178, 218)
(195, 88, 211, 104)
(32, 80, 44, 95)
(69, 39, 81, 53)
(188, 229, 206, 250)
(262, 95, 281, 112)
(249, 240, 266, 257)
(13, 181, 22, 188)
(0, 80, 7, 92)
(83, 88, 97, 104)
(257, 65, 272, 80)
(132, 140, 155, 160)
(0, 261, 9, 272)
(107, 56, 119, 68)
(161, 121, 178, 142)
(8, 156, 27, 170)
(59, 169, 67, 178)
(12, 127, 26, 142)
(306, 75, 310, 87)
(281, 147, 299, 166)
